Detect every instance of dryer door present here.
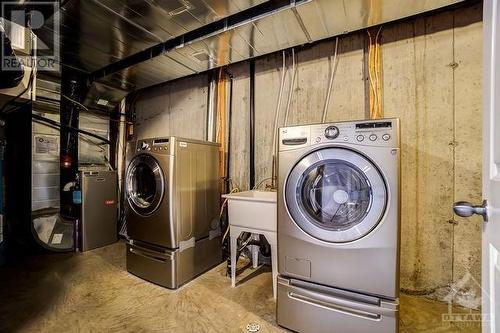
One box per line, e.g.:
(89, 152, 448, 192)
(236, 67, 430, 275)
(285, 148, 387, 243)
(126, 154, 165, 216)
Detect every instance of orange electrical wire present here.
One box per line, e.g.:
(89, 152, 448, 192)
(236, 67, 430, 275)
(215, 68, 227, 196)
(367, 26, 383, 119)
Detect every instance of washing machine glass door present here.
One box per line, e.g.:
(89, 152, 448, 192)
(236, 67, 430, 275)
(285, 148, 387, 243)
(126, 154, 165, 216)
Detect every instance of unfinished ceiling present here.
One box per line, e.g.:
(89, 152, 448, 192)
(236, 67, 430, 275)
(36, 0, 468, 106)
(37, 0, 268, 73)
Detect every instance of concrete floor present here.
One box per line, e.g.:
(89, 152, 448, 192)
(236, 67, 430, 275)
(0, 242, 480, 333)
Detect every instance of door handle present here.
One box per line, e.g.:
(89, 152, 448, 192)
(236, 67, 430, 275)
(453, 200, 488, 222)
(282, 138, 307, 145)
(285, 283, 397, 318)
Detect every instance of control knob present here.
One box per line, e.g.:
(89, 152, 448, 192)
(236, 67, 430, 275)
(325, 126, 340, 139)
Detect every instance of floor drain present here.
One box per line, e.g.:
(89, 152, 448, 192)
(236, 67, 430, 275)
(246, 323, 260, 332)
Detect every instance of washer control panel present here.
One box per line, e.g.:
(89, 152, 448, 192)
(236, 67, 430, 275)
(136, 138, 171, 155)
(279, 118, 399, 151)
(312, 120, 397, 147)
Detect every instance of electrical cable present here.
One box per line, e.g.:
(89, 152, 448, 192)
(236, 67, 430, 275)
(367, 26, 383, 119)
(322, 37, 339, 123)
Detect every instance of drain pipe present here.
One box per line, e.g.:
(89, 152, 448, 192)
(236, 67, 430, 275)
(249, 60, 256, 190)
(271, 51, 287, 189)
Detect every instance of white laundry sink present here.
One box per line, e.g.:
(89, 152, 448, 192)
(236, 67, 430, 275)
(222, 190, 277, 232)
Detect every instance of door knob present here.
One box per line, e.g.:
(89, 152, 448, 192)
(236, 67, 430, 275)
(453, 200, 488, 222)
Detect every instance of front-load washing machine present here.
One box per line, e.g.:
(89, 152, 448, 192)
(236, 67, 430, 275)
(125, 137, 222, 289)
(277, 119, 400, 333)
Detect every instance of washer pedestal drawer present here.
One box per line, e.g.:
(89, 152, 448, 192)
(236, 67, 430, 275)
(277, 276, 399, 333)
(126, 237, 222, 289)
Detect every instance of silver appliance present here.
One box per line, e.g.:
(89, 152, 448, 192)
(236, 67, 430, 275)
(277, 119, 400, 333)
(80, 170, 118, 252)
(125, 137, 222, 289)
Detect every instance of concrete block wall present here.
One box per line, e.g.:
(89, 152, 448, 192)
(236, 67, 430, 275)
(132, 3, 482, 303)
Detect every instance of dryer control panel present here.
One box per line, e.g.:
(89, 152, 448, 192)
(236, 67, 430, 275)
(279, 118, 399, 151)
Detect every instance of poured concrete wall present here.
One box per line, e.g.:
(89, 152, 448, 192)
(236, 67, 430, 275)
(132, 3, 482, 302)
(381, 5, 483, 299)
(132, 74, 208, 141)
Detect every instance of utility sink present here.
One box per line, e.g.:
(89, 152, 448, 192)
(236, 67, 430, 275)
(222, 190, 277, 232)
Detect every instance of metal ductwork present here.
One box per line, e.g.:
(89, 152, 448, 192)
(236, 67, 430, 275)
(34, 0, 470, 104)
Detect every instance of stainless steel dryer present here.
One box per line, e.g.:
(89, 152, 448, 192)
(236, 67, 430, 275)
(125, 137, 222, 289)
(277, 119, 400, 333)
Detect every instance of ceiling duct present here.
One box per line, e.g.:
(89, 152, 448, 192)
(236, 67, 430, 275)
(32, 0, 470, 106)
(88, 0, 468, 92)
(90, 0, 313, 90)
(36, 0, 270, 73)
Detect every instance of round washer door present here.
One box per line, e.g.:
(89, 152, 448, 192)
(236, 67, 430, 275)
(285, 148, 387, 243)
(126, 154, 165, 216)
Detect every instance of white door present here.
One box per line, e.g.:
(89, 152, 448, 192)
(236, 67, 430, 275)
(454, 1, 500, 331)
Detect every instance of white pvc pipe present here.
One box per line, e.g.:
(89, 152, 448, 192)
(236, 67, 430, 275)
(322, 37, 339, 123)
(272, 50, 287, 155)
(284, 48, 297, 126)
(271, 51, 287, 189)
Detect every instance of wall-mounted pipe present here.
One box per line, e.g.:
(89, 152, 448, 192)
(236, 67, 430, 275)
(284, 48, 297, 126)
(225, 69, 234, 193)
(271, 51, 287, 189)
(207, 71, 217, 142)
(249, 59, 255, 190)
(322, 37, 339, 123)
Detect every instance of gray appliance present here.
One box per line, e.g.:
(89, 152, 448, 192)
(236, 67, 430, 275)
(81, 170, 118, 251)
(277, 119, 400, 333)
(125, 137, 221, 289)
